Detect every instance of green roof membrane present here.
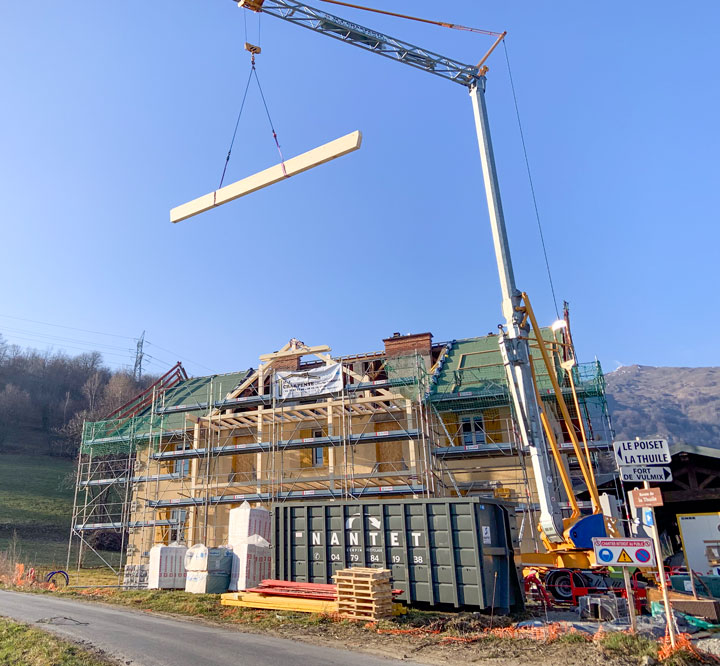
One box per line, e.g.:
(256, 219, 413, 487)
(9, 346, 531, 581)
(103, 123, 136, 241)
(81, 370, 250, 455)
(428, 331, 604, 403)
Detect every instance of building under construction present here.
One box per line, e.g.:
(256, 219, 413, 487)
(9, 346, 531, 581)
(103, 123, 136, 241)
(69, 327, 614, 573)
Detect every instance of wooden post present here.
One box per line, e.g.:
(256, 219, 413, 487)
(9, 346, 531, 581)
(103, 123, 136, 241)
(623, 567, 637, 632)
(687, 566, 700, 600)
(644, 481, 676, 647)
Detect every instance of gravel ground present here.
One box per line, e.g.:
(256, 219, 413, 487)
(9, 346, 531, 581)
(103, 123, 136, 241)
(694, 637, 720, 656)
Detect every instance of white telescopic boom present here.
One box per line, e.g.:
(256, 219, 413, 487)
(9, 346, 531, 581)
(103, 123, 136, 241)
(470, 78, 564, 543)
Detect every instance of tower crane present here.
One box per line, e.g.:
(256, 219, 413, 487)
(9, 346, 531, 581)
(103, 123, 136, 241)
(234, 0, 608, 567)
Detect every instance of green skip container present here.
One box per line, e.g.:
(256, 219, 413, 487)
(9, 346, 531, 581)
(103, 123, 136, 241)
(271, 496, 523, 612)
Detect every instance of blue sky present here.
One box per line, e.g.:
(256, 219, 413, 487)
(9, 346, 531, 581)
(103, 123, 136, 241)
(1, 1, 718, 377)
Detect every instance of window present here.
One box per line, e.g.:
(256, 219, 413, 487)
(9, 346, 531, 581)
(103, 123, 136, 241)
(312, 429, 324, 468)
(169, 509, 186, 543)
(461, 416, 486, 447)
(312, 447, 324, 467)
(173, 445, 190, 477)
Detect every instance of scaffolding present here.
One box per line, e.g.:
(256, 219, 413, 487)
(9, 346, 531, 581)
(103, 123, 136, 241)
(69, 345, 433, 573)
(68, 334, 617, 577)
(426, 334, 614, 508)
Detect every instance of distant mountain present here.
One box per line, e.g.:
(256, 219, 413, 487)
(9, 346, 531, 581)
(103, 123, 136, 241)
(605, 365, 720, 447)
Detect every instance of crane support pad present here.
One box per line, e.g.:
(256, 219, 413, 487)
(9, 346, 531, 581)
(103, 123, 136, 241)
(170, 130, 362, 223)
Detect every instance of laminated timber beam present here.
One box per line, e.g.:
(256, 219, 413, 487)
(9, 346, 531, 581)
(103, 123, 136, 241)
(200, 392, 408, 429)
(170, 131, 362, 223)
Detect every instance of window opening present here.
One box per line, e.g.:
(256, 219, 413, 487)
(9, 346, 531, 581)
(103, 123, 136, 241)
(461, 415, 486, 447)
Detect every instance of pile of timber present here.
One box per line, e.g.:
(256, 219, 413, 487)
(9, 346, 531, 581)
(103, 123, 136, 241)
(220, 575, 404, 618)
(333, 568, 393, 621)
(221, 580, 339, 613)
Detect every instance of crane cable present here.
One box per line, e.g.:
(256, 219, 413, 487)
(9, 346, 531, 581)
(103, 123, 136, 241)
(252, 56, 287, 176)
(317, 0, 502, 36)
(503, 40, 560, 318)
(218, 53, 287, 191)
(218, 69, 253, 190)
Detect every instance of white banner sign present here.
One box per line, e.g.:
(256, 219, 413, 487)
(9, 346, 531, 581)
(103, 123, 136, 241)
(275, 363, 343, 399)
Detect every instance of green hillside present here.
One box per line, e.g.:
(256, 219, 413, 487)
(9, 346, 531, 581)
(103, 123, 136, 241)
(0, 452, 74, 566)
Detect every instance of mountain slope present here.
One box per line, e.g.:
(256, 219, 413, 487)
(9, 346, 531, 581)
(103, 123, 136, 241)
(605, 365, 720, 446)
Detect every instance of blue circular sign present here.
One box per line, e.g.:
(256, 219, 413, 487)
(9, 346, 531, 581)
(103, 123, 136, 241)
(598, 548, 614, 563)
(636, 548, 651, 563)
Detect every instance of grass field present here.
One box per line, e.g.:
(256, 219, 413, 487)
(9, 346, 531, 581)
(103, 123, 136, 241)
(0, 453, 74, 566)
(0, 453, 74, 528)
(0, 453, 117, 569)
(0, 451, 120, 570)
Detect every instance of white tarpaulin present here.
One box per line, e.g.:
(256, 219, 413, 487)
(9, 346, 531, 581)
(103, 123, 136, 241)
(275, 363, 343, 399)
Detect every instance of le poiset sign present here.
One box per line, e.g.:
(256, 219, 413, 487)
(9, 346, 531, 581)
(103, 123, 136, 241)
(613, 439, 670, 468)
(592, 537, 657, 567)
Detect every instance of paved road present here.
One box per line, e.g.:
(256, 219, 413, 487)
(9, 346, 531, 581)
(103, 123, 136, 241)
(0, 590, 419, 666)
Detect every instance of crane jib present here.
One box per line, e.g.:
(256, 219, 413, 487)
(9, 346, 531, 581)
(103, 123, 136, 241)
(236, 0, 480, 87)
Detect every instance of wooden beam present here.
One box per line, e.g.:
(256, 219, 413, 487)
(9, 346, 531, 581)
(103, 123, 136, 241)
(206, 391, 407, 424)
(259, 345, 332, 362)
(170, 131, 362, 223)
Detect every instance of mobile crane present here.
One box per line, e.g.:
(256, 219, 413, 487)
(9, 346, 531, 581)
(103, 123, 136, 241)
(233, 0, 611, 571)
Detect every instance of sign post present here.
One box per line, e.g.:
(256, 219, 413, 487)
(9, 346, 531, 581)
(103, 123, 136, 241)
(622, 567, 637, 632)
(614, 437, 676, 645)
(643, 481, 676, 647)
(592, 537, 654, 631)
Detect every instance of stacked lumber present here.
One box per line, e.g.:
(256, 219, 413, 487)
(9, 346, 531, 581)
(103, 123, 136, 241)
(220, 576, 406, 617)
(221, 579, 339, 614)
(333, 568, 393, 621)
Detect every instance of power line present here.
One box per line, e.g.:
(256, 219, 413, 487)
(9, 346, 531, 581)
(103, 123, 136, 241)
(145, 341, 215, 373)
(0, 325, 135, 352)
(0, 313, 136, 340)
(0, 334, 134, 360)
(0, 312, 214, 374)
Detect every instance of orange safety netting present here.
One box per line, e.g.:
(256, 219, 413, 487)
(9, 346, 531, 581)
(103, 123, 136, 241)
(77, 588, 115, 597)
(360, 614, 720, 661)
(0, 563, 55, 590)
(658, 630, 719, 664)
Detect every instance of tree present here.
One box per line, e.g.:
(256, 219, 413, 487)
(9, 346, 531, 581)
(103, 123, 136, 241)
(82, 372, 103, 412)
(0, 384, 32, 446)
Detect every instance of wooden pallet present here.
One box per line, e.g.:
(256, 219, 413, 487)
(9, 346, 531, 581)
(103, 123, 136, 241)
(333, 568, 393, 621)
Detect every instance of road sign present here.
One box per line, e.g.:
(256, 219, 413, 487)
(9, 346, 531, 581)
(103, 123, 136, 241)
(613, 439, 670, 467)
(642, 508, 654, 527)
(620, 465, 673, 483)
(592, 537, 657, 567)
(630, 487, 664, 507)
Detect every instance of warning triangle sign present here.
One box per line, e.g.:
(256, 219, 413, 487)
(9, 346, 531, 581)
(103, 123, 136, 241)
(617, 548, 634, 563)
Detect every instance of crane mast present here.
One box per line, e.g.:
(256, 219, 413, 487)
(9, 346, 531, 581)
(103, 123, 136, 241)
(237, 0, 566, 543)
